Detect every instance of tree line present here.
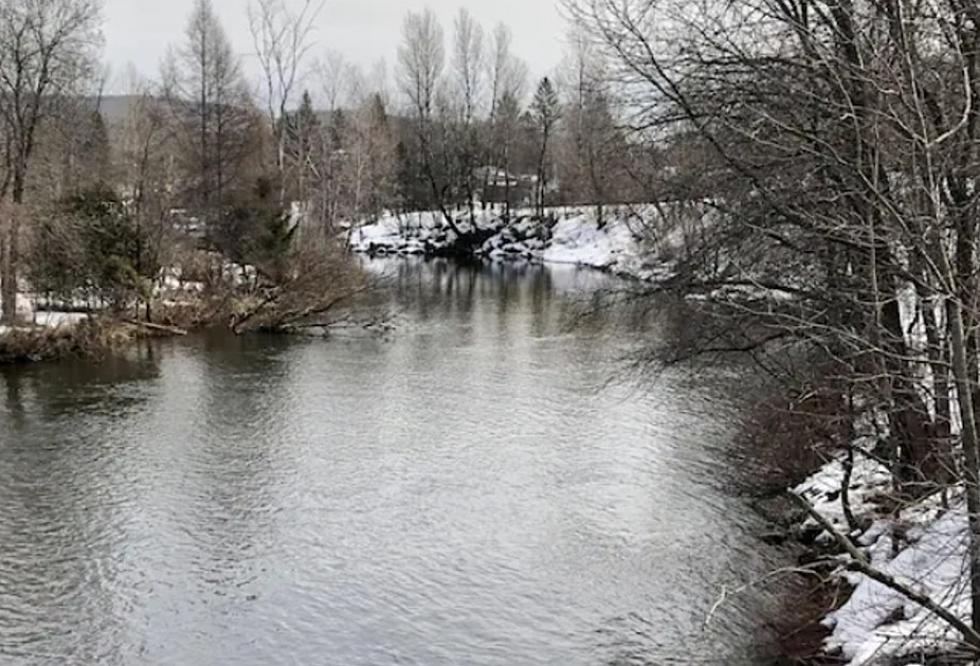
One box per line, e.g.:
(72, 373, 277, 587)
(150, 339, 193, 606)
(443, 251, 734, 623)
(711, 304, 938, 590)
(0, 0, 655, 326)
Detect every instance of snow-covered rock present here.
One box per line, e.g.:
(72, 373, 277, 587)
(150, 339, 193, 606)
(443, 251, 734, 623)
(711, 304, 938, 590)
(349, 206, 678, 281)
(794, 436, 971, 664)
(827, 495, 967, 665)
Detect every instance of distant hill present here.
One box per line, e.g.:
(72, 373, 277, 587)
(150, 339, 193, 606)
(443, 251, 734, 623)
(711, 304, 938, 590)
(96, 95, 142, 125)
(90, 94, 413, 136)
(65, 95, 144, 126)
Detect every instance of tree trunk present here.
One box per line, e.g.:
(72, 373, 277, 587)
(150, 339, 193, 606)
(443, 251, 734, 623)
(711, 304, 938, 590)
(946, 295, 980, 644)
(1, 202, 20, 324)
(0, 218, 14, 324)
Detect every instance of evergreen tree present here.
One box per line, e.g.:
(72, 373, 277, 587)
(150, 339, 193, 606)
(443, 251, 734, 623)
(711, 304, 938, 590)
(328, 108, 348, 152)
(284, 89, 322, 202)
(285, 90, 321, 160)
(364, 93, 397, 218)
(494, 91, 523, 216)
(530, 77, 561, 217)
(80, 110, 111, 188)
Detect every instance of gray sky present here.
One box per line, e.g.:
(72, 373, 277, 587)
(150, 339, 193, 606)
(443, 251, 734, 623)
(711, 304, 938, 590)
(102, 0, 568, 98)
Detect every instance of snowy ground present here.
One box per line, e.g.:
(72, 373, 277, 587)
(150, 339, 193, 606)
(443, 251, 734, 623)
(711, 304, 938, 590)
(0, 258, 246, 337)
(0, 292, 90, 335)
(349, 206, 680, 281)
(794, 439, 971, 664)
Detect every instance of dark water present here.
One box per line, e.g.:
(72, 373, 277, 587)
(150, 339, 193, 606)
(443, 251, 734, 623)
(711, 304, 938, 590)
(0, 260, 785, 665)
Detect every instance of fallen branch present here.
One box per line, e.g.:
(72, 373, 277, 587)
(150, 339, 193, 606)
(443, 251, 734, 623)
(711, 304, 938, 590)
(230, 288, 282, 334)
(790, 492, 980, 651)
(703, 562, 831, 630)
(273, 285, 373, 329)
(124, 319, 188, 336)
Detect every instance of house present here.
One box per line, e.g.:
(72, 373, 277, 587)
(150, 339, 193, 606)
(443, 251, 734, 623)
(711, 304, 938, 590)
(473, 166, 535, 207)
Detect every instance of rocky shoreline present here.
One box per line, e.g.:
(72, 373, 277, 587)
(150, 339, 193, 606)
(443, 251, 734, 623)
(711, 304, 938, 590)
(755, 416, 972, 666)
(348, 206, 678, 282)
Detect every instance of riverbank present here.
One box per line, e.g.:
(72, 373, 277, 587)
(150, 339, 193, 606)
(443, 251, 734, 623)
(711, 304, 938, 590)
(0, 250, 383, 365)
(717, 383, 969, 665)
(348, 205, 682, 282)
(0, 295, 211, 364)
(786, 430, 971, 665)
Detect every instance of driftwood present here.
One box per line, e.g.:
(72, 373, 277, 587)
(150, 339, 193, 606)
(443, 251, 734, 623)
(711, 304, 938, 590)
(124, 319, 188, 336)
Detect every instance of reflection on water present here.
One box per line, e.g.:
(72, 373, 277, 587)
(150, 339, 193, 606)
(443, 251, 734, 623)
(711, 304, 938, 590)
(0, 258, 785, 665)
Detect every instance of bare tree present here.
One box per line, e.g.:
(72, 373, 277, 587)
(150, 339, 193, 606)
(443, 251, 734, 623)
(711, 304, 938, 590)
(451, 8, 484, 226)
(397, 9, 463, 234)
(0, 0, 102, 323)
(367, 58, 391, 109)
(163, 0, 259, 226)
(484, 23, 528, 212)
(559, 32, 622, 227)
(340, 90, 398, 229)
(118, 71, 177, 320)
(316, 49, 353, 113)
(568, 0, 980, 653)
(493, 91, 525, 218)
(248, 0, 323, 188)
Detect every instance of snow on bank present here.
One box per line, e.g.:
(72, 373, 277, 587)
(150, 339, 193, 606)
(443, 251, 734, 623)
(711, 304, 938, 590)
(0, 291, 90, 335)
(794, 451, 891, 537)
(0, 257, 255, 337)
(795, 452, 971, 664)
(349, 206, 678, 281)
(829, 498, 968, 665)
(0, 310, 90, 335)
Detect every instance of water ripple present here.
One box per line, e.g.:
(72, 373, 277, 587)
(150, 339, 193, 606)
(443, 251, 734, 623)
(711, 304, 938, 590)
(0, 260, 783, 665)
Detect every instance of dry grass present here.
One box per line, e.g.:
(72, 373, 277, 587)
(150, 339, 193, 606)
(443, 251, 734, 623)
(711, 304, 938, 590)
(0, 319, 135, 364)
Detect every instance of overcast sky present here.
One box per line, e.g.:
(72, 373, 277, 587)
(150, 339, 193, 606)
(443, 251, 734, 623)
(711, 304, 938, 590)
(101, 0, 568, 98)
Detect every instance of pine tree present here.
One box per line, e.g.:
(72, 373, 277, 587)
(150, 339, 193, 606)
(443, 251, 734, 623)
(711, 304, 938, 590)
(328, 108, 348, 153)
(81, 110, 111, 188)
(494, 91, 523, 217)
(284, 89, 322, 201)
(530, 77, 561, 217)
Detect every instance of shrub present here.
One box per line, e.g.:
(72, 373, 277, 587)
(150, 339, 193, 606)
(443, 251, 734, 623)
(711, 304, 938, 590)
(29, 185, 157, 310)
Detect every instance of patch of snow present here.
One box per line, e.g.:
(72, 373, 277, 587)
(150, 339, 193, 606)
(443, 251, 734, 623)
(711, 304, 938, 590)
(793, 415, 974, 665)
(543, 215, 628, 269)
(32, 311, 89, 328)
(349, 205, 676, 281)
(826, 497, 968, 665)
(794, 451, 892, 537)
(0, 307, 89, 336)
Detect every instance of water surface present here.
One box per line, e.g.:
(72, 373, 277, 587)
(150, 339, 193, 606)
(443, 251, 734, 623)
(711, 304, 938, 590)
(0, 259, 784, 665)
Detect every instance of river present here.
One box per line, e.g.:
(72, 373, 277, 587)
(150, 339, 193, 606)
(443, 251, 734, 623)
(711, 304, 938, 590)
(0, 259, 789, 665)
